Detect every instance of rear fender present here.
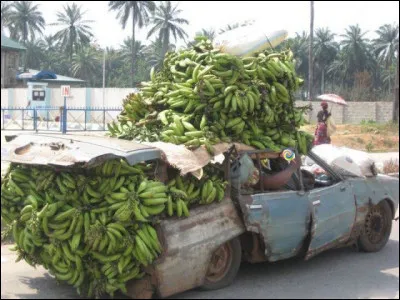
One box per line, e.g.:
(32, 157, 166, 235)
(150, 198, 245, 298)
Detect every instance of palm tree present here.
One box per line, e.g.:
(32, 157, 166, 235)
(327, 50, 348, 87)
(373, 24, 399, 68)
(147, 1, 189, 59)
(197, 28, 216, 42)
(121, 38, 146, 73)
(104, 47, 125, 87)
(373, 24, 399, 92)
(340, 25, 375, 80)
(1, 1, 12, 34)
(71, 46, 100, 85)
(108, 1, 156, 86)
(51, 3, 94, 65)
(284, 32, 309, 99)
(40, 35, 57, 51)
(9, 1, 45, 44)
(380, 64, 396, 90)
(39, 35, 62, 70)
(145, 37, 174, 70)
(8, 24, 22, 41)
(186, 28, 216, 48)
(313, 28, 338, 93)
(286, 32, 309, 76)
(24, 39, 46, 69)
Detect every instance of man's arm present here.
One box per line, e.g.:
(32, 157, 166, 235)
(257, 156, 301, 190)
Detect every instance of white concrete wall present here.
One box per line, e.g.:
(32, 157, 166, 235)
(1, 87, 395, 125)
(91, 88, 135, 107)
(1, 87, 135, 108)
(1, 89, 8, 106)
(13, 88, 27, 107)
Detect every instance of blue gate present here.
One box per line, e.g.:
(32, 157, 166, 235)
(1, 106, 122, 133)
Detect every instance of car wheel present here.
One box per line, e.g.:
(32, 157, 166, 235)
(358, 200, 392, 252)
(201, 237, 242, 291)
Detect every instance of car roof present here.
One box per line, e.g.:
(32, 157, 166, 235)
(2, 133, 161, 168)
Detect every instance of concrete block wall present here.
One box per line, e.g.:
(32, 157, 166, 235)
(295, 101, 393, 124)
(343, 102, 375, 124)
(376, 102, 393, 123)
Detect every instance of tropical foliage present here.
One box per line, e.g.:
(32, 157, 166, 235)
(1, 1, 398, 105)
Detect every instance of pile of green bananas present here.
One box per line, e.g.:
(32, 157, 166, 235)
(1, 159, 222, 298)
(165, 173, 228, 217)
(108, 37, 313, 154)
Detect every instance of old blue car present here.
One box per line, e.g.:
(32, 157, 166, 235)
(137, 147, 399, 299)
(3, 134, 398, 299)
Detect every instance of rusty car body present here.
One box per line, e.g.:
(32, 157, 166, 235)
(2, 133, 399, 299)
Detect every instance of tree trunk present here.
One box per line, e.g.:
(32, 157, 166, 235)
(23, 21, 27, 45)
(321, 67, 325, 94)
(131, 9, 136, 87)
(308, 1, 314, 116)
(393, 52, 399, 123)
(69, 31, 74, 73)
(161, 30, 169, 60)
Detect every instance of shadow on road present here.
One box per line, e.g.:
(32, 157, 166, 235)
(4, 232, 399, 299)
(173, 238, 399, 299)
(13, 273, 76, 299)
(12, 273, 130, 299)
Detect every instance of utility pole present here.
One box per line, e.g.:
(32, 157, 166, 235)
(102, 48, 106, 107)
(393, 50, 399, 123)
(308, 0, 314, 122)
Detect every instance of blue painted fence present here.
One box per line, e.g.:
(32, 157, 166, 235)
(1, 106, 122, 133)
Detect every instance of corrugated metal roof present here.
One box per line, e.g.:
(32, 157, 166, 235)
(26, 69, 85, 83)
(1, 35, 26, 51)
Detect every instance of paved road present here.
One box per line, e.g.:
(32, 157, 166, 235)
(1, 221, 399, 299)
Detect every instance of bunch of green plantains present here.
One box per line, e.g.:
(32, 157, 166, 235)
(1, 159, 227, 298)
(108, 37, 313, 155)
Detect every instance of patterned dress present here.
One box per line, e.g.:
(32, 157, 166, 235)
(313, 110, 331, 145)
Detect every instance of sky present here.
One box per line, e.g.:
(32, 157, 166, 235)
(30, 1, 400, 49)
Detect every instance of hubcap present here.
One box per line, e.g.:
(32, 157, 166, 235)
(365, 206, 386, 244)
(205, 243, 233, 283)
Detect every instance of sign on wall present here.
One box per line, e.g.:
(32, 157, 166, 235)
(61, 85, 71, 97)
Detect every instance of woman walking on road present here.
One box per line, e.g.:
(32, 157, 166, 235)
(313, 101, 331, 145)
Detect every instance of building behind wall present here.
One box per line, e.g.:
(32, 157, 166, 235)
(1, 35, 26, 88)
(16, 69, 86, 88)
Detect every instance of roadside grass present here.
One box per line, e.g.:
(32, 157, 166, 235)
(383, 159, 399, 174)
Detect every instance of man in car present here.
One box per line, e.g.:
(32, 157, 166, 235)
(242, 154, 303, 191)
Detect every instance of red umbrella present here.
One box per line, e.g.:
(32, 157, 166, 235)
(317, 94, 348, 106)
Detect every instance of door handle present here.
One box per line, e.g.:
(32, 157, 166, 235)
(247, 204, 263, 210)
(340, 186, 346, 191)
(312, 200, 321, 206)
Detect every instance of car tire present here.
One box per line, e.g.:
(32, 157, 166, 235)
(200, 237, 242, 291)
(358, 200, 392, 252)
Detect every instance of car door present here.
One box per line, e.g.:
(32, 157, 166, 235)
(305, 153, 356, 260)
(240, 189, 311, 262)
(232, 151, 312, 263)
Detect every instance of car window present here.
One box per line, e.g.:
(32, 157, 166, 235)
(301, 155, 336, 188)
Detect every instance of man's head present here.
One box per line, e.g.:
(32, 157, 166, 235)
(321, 101, 328, 110)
